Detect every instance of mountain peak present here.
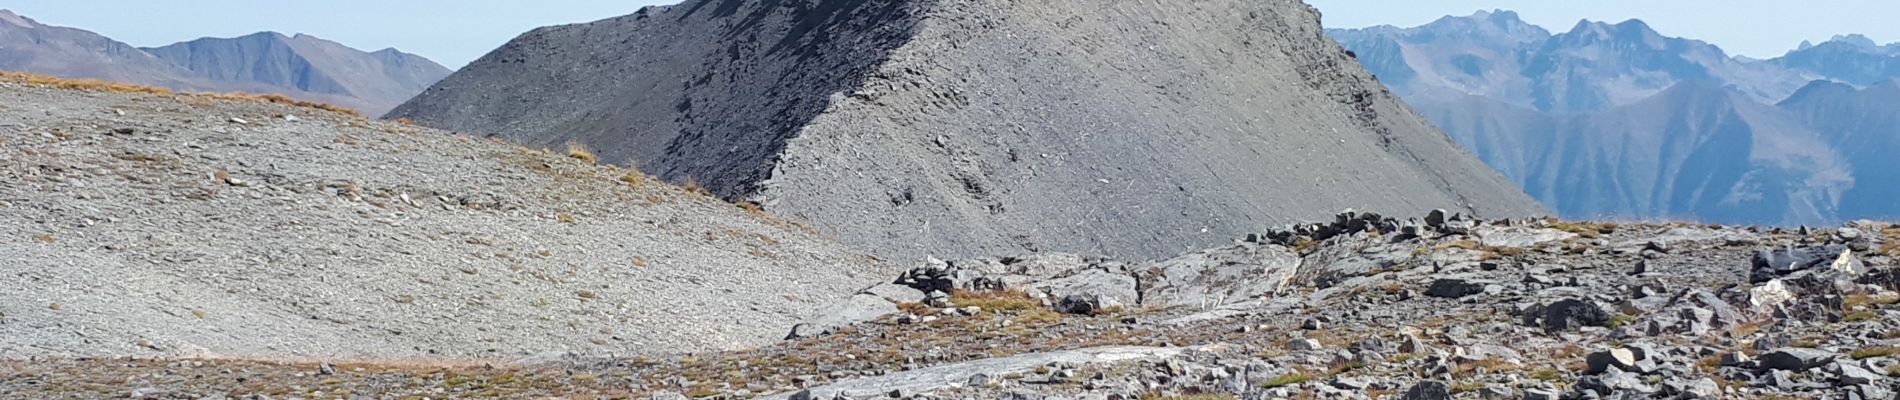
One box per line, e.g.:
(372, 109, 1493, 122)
(1830, 34, 1879, 49)
(1410, 9, 1549, 44)
(1553, 18, 1671, 49)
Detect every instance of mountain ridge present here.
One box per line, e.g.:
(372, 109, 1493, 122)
(1332, 11, 1896, 225)
(0, 9, 450, 115)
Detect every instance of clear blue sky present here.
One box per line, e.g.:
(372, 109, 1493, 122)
(3, 0, 1894, 68)
(1307, 0, 1899, 58)
(2, 0, 672, 68)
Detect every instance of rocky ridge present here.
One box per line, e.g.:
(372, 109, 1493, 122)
(390, 0, 1546, 262)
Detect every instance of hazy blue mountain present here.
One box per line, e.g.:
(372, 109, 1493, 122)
(1329, 10, 1548, 102)
(0, 9, 449, 115)
(145, 32, 451, 115)
(1333, 11, 1894, 225)
(1774, 35, 1900, 87)
(0, 9, 203, 87)
(1778, 79, 1900, 220)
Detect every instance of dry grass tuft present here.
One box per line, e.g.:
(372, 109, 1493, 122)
(564, 142, 599, 164)
(1293, 238, 1318, 254)
(1142, 394, 1237, 400)
(1549, 220, 1617, 239)
(1435, 240, 1482, 251)
(1881, 227, 1900, 256)
(1851, 346, 1898, 360)
(1015, 309, 1062, 324)
(950, 290, 1040, 312)
(1259, 373, 1315, 389)
(681, 178, 713, 197)
(1846, 293, 1900, 309)
(619, 170, 648, 188)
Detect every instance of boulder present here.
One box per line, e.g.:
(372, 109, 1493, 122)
(1053, 294, 1117, 315)
(1400, 381, 1451, 400)
(1139, 243, 1300, 309)
(1031, 270, 1138, 313)
(787, 294, 900, 339)
(1425, 277, 1492, 299)
(1751, 245, 1851, 283)
(1537, 299, 1613, 332)
(1584, 348, 1639, 374)
(1757, 348, 1836, 371)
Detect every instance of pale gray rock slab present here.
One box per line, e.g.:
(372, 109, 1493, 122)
(759, 346, 1188, 400)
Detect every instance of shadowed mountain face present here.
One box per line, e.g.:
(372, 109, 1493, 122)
(0, 9, 449, 115)
(1334, 11, 1900, 225)
(392, 0, 1546, 261)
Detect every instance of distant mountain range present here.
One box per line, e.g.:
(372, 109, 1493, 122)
(1332, 11, 1900, 225)
(0, 9, 448, 115)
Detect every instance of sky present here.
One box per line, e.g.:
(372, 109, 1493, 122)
(3, 0, 1896, 68)
(1306, 0, 1900, 58)
(2, 0, 673, 68)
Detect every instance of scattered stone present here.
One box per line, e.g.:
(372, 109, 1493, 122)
(1585, 348, 1639, 374)
(1400, 381, 1451, 400)
(1757, 348, 1836, 371)
(1536, 299, 1612, 332)
(1425, 277, 1489, 299)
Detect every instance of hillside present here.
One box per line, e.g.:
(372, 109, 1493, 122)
(0, 76, 885, 359)
(390, 0, 1546, 262)
(0, 9, 449, 115)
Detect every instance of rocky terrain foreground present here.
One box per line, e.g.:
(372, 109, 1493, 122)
(0, 77, 887, 359)
(7, 188, 1899, 399)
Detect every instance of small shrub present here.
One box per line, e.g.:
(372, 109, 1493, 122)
(1606, 313, 1637, 329)
(1260, 373, 1314, 389)
(1531, 368, 1562, 381)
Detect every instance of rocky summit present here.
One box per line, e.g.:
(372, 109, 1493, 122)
(389, 0, 1545, 261)
(8, 203, 1899, 398)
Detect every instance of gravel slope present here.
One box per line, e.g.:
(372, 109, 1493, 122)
(0, 80, 887, 359)
(389, 0, 1547, 262)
